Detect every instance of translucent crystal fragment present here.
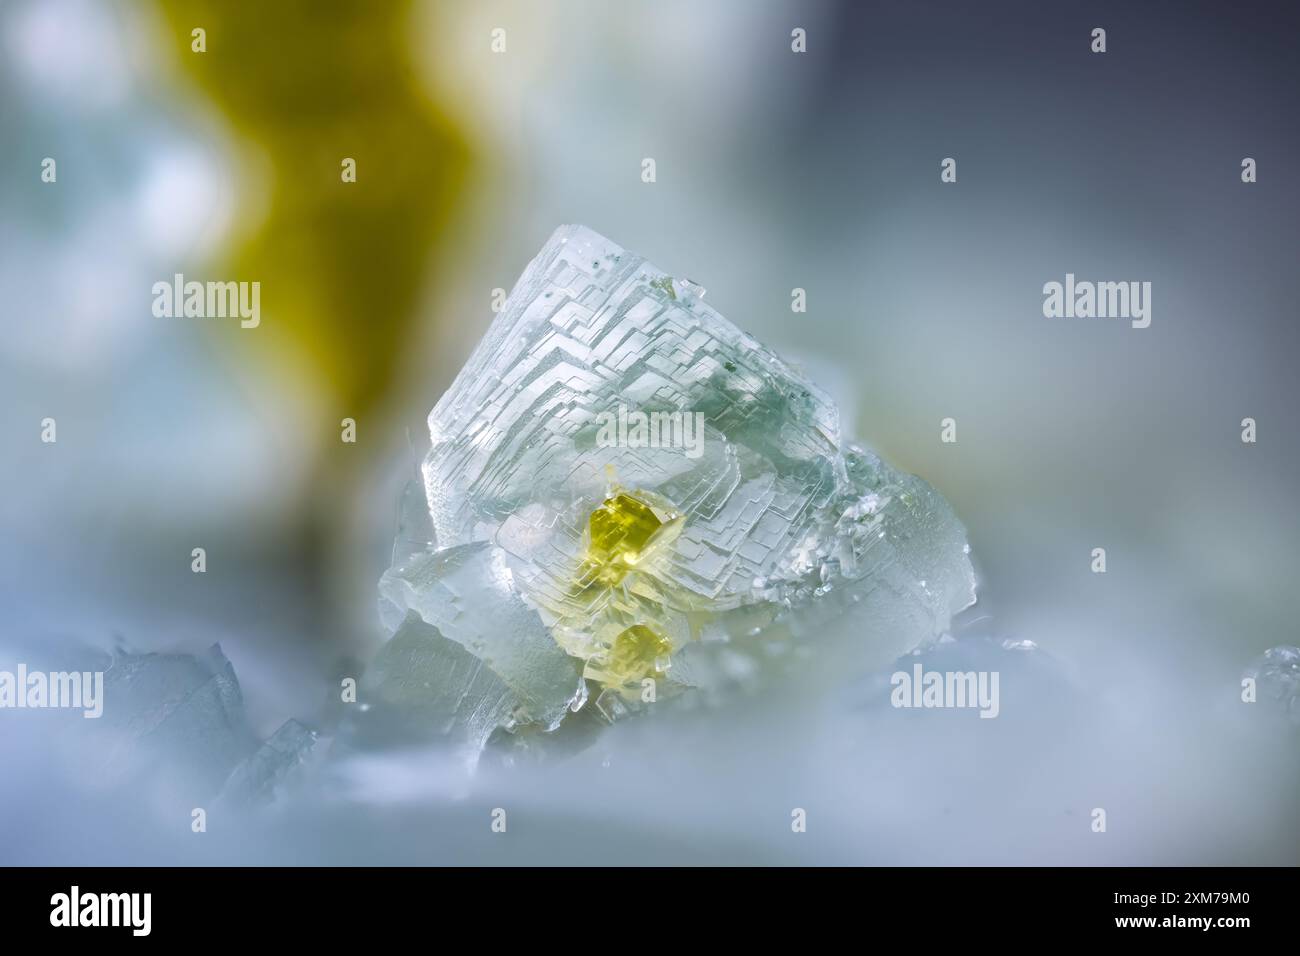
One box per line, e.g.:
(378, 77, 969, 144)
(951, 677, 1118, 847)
(220, 718, 319, 805)
(1243, 645, 1300, 726)
(346, 615, 523, 759)
(96, 643, 257, 795)
(378, 541, 584, 731)
(381, 224, 976, 746)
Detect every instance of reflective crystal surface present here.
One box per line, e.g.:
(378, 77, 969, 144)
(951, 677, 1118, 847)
(376, 225, 976, 749)
(379, 541, 584, 731)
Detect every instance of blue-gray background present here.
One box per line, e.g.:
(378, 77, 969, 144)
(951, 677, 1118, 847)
(1, 0, 1296, 864)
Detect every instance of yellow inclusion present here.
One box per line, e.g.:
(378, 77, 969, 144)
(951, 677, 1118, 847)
(586, 493, 663, 585)
(590, 624, 673, 686)
(556, 491, 686, 690)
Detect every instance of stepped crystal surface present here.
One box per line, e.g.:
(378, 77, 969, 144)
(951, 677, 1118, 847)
(376, 225, 976, 750)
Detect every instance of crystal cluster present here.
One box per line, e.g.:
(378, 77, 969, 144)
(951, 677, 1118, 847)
(376, 225, 975, 753)
(56, 641, 318, 804)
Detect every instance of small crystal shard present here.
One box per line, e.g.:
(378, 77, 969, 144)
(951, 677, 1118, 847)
(220, 718, 319, 805)
(373, 225, 976, 752)
(1243, 645, 1300, 726)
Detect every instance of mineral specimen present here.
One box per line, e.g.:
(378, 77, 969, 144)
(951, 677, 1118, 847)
(375, 225, 976, 752)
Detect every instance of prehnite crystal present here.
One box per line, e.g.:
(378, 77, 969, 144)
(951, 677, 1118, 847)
(375, 225, 976, 754)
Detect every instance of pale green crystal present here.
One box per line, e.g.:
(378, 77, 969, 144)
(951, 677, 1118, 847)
(372, 225, 976, 750)
(379, 541, 584, 731)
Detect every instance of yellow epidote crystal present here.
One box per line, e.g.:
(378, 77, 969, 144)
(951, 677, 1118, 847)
(587, 493, 664, 585)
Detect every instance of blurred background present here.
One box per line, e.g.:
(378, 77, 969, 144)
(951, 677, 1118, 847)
(1, 0, 1297, 864)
